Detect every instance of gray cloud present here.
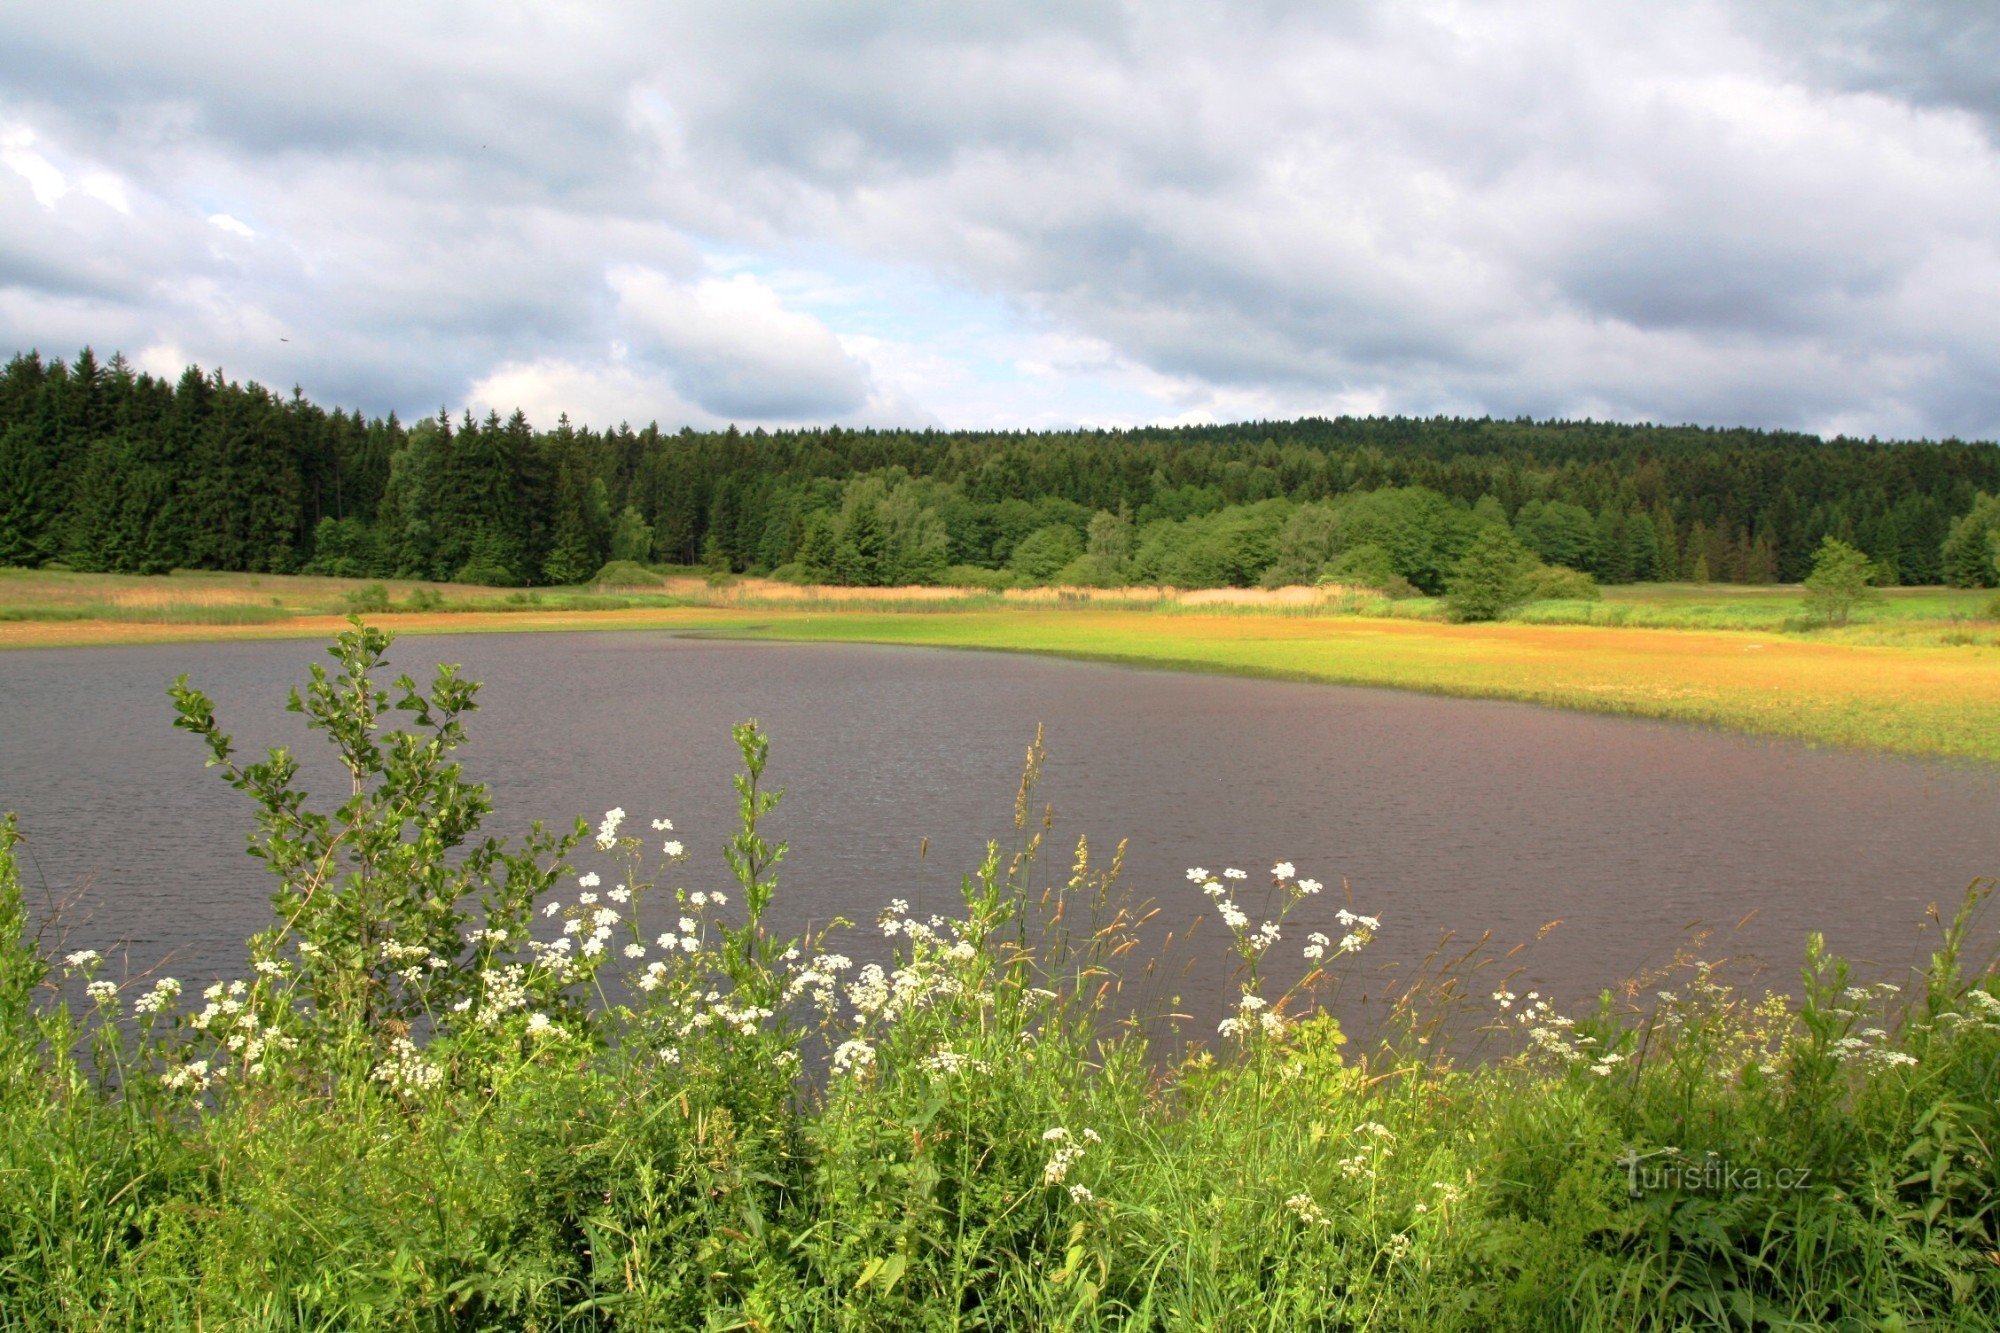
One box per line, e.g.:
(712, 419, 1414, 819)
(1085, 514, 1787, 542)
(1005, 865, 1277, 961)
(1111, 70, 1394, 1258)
(2, 2, 1999, 438)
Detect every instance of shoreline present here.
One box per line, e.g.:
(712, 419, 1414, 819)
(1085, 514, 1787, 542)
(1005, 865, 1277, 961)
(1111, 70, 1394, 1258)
(3, 603, 1994, 765)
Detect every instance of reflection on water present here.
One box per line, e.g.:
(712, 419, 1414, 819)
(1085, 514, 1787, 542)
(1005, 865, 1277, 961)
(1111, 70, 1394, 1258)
(1, 631, 1993, 1022)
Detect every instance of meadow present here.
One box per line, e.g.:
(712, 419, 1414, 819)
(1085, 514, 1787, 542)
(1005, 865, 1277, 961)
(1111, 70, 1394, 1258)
(1, 624, 1995, 1329)
(3, 567, 1995, 764)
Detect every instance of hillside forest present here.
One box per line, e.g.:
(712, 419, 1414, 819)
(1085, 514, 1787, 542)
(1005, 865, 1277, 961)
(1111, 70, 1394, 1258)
(5, 348, 2000, 593)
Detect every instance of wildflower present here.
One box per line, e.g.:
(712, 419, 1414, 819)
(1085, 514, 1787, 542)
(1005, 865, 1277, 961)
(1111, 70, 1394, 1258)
(624, 943, 645, 959)
(1272, 861, 1295, 881)
(1203, 881, 1226, 899)
(161, 1059, 219, 1093)
(543, 902, 561, 918)
(86, 979, 118, 1005)
(578, 871, 602, 889)
(63, 949, 101, 970)
(596, 808, 625, 849)
(1186, 866, 1208, 882)
(254, 959, 284, 976)
(651, 817, 674, 831)
(372, 1037, 443, 1093)
(711, 891, 726, 906)
(662, 840, 683, 856)
(1285, 1193, 1331, 1227)
(690, 892, 707, 907)
(832, 1039, 875, 1075)
(134, 977, 181, 1015)
(1302, 931, 1331, 962)
(1297, 878, 1322, 895)
(581, 936, 605, 957)
(1041, 1127, 1099, 1185)
(1218, 901, 1248, 930)
(592, 907, 619, 927)
(524, 1012, 558, 1038)
(1068, 1184, 1095, 1205)
(679, 936, 697, 954)
(609, 886, 631, 903)
(578, 891, 598, 906)
(1223, 867, 1248, 880)
(657, 932, 679, 950)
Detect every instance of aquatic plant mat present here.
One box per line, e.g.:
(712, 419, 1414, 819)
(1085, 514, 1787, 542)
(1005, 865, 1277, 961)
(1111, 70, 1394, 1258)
(2, 625, 1995, 1328)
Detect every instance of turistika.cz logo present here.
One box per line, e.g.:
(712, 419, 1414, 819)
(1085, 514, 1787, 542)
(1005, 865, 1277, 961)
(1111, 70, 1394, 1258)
(1618, 1147, 1811, 1198)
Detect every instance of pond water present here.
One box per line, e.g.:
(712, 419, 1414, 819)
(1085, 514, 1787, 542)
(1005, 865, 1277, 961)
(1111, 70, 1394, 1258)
(1, 631, 1994, 1028)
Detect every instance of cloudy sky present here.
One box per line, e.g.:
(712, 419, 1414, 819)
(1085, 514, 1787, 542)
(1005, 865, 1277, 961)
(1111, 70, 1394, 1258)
(5, 2, 2000, 439)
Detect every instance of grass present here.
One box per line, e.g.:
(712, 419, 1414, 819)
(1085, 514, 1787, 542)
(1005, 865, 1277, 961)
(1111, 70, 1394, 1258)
(2, 636, 1996, 1329)
(4, 567, 1998, 763)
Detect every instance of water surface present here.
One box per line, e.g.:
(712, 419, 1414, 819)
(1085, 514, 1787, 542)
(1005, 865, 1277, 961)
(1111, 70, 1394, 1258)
(2, 632, 1993, 1022)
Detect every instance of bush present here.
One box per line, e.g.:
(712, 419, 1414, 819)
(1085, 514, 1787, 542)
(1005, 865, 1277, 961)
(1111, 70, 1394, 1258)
(452, 559, 520, 587)
(945, 563, 1018, 591)
(1323, 542, 1420, 597)
(1527, 564, 1601, 601)
(341, 582, 390, 614)
(1802, 537, 1877, 627)
(589, 559, 661, 589)
(1444, 526, 1539, 622)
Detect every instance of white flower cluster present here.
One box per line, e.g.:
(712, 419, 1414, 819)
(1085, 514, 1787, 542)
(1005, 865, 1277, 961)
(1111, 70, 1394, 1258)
(1040, 1126, 1102, 1186)
(62, 949, 102, 970)
(1284, 1192, 1331, 1227)
(920, 1045, 992, 1077)
(372, 1036, 444, 1092)
(781, 952, 854, 1009)
(85, 979, 119, 1006)
(1218, 991, 1286, 1040)
(1831, 1030, 1919, 1070)
(831, 1038, 875, 1075)
(133, 976, 181, 1015)
(1337, 1122, 1395, 1181)
(596, 807, 625, 850)
(450, 964, 530, 1026)
(161, 1059, 220, 1093)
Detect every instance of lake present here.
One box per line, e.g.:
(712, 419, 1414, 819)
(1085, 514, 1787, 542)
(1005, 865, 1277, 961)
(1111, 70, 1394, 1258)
(2, 631, 1994, 1028)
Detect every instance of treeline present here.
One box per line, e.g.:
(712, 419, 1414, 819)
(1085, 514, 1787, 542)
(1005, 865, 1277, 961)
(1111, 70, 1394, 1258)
(4, 347, 2000, 589)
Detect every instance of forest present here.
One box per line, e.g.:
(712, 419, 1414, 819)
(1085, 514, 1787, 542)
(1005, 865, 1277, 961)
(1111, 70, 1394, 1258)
(4, 347, 2000, 593)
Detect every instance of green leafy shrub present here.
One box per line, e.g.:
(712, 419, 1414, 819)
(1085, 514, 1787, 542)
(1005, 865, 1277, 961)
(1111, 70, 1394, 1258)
(341, 581, 390, 614)
(589, 558, 660, 588)
(1527, 564, 1601, 601)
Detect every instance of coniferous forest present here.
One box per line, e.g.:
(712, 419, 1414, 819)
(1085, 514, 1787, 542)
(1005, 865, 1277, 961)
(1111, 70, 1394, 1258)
(5, 347, 2000, 592)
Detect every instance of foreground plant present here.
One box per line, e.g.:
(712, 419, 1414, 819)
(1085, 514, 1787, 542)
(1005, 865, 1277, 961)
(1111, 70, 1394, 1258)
(0, 626, 1994, 1329)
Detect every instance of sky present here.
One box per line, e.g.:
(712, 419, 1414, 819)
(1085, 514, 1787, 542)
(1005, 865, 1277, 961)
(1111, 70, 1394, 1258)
(4, 1, 2000, 440)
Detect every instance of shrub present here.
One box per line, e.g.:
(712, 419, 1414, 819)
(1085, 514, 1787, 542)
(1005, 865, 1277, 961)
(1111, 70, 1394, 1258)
(1444, 526, 1539, 621)
(341, 582, 390, 614)
(1527, 564, 1601, 601)
(1802, 536, 1877, 627)
(589, 558, 660, 588)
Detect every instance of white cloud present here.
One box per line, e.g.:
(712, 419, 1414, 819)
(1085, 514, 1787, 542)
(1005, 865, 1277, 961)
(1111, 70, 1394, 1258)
(606, 265, 872, 419)
(4, 3, 2000, 437)
(1, 124, 67, 208)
